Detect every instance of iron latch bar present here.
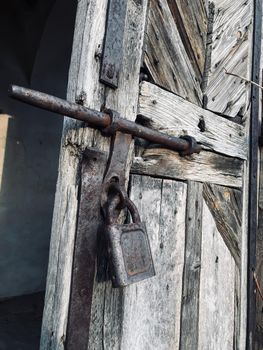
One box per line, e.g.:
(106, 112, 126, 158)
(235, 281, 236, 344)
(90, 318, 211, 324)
(9, 85, 201, 155)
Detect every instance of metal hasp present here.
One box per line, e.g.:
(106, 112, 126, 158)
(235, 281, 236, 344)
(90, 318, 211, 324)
(100, 0, 128, 88)
(9, 85, 202, 155)
(100, 130, 155, 287)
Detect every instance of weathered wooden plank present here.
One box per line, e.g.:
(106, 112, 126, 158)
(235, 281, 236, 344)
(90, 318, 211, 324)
(203, 183, 242, 268)
(40, 0, 148, 348)
(255, 147, 263, 349)
(180, 181, 203, 350)
(167, 0, 207, 80)
(40, 2, 108, 348)
(198, 201, 236, 349)
(144, 0, 203, 105)
(204, 0, 253, 118)
(139, 81, 247, 160)
(132, 148, 243, 188)
(234, 266, 241, 350)
(117, 175, 187, 349)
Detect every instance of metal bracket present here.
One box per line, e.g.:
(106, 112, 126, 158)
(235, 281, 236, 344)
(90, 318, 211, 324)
(100, 0, 128, 88)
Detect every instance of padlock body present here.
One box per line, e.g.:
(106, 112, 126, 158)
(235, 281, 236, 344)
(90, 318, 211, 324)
(106, 222, 155, 287)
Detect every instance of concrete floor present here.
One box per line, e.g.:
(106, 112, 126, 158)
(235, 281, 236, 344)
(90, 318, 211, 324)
(0, 292, 44, 350)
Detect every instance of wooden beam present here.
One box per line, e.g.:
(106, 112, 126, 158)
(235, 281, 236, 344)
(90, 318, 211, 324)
(132, 148, 243, 188)
(139, 82, 248, 160)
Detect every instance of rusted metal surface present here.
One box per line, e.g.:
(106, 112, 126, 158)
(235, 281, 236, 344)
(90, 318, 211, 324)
(105, 185, 155, 288)
(100, 0, 128, 88)
(9, 85, 111, 128)
(9, 84, 201, 155)
(100, 130, 132, 220)
(66, 148, 108, 350)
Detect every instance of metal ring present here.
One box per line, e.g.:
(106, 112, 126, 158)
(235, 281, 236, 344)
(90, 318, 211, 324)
(104, 182, 141, 225)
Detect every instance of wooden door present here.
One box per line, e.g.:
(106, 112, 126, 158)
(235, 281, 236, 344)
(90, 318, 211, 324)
(40, 1, 259, 349)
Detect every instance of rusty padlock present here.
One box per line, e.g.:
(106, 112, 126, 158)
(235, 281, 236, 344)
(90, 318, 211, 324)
(105, 188, 155, 288)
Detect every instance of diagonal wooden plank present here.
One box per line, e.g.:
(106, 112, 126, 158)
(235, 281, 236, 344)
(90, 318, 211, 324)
(144, 0, 203, 105)
(203, 183, 242, 268)
(204, 0, 253, 118)
(139, 81, 247, 160)
(167, 0, 208, 80)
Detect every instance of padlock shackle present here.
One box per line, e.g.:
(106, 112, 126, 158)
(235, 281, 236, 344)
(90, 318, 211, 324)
(105, 183, 141, 225)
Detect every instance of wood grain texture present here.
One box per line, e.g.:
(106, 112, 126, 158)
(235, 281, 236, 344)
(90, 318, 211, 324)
(234, 266, 241, 350)
(198, 201, 236, 350)
(139, 81, 248, 159)
(132, 148, 243, 188)
(204, 0, 253, 118)
(180, 181, 203, 350)
(40, 1, 108, 348)
(40, 0, 148, 348)
(167, 0, 207, 81)
(203, 183, 242, 268)
(255, 148, 263, 348)
(118, 175, 187, 350)
(144, 0, 203, 105)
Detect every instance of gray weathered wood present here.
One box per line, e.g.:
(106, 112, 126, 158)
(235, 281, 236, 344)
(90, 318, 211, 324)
(166, 0, 208, 81)
(203, 183, 242, 268)
(255, 148, 263, 349)
(180, 181, 203, 350)
(198, 201, 236, 349)
(40, 0, 148, 348)
(234, 266, 241, 350)
(119, 175, 187, 349)
(204, 0, 253, 118)
(144, 0, 203, 105)
(139, 81, 247, 159)
(132, 148, 243, 188)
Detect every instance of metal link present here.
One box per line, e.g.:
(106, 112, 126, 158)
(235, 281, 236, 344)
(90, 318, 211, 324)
(104, 183, 141, 225)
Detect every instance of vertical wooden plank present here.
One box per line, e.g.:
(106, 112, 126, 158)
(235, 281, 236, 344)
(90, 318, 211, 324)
(234, 266, 241, 350)
(248, 0, 262, 348)
(198, 201, 236, 350)
(256, 154, 263, 349)
(40, 2, 108, 349)
(40, 0, 149, 348)
(180, 181, 203, 350)
(98, 175, 186, 350)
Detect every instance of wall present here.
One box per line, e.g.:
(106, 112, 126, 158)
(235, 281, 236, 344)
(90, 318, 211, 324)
(0, 0, 76, 298)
